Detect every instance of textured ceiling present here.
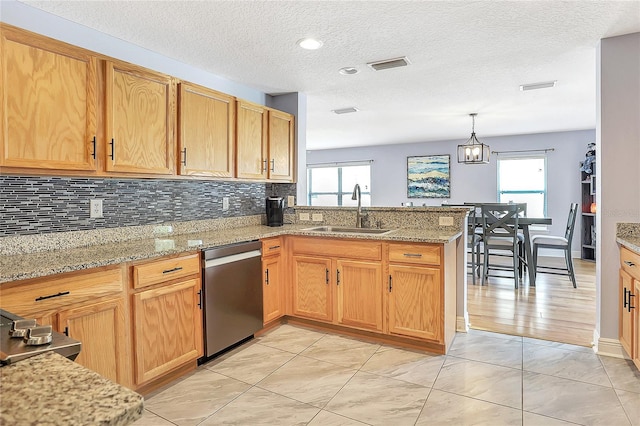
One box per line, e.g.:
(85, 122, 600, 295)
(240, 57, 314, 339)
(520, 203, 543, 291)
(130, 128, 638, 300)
(20, 1, 640, 150)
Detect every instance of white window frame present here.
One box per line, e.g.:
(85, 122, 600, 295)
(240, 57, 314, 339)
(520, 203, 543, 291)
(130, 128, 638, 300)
(497, 154, 548, 219)
(307, 161, 372, 206)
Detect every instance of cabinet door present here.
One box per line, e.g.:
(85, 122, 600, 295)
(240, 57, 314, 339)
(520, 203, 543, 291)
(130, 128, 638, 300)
(236, 100, 267, 179)
(620, 270, 634, 357)
(388, 264, 442, 342)
(634, 279, 640, 369)
(336, 260, 383, 332)
(178, 82, 235, 177)
(105, 61, 174, 175)
(58, 297, 127, 385)
(132, 278, 202, 385)
(263, 255, 283, 323)
(292, 255, 332, 322)
(0, 26, 97, 171)
(267, 110, 294, 181)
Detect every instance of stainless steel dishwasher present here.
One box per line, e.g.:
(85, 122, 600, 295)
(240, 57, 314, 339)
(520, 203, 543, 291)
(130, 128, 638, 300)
(202, 240, 263, 359)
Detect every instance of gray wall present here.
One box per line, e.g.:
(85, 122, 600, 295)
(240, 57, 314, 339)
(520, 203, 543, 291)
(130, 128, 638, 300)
(596, 32, 640, 346)
(307, 129, 593, 253)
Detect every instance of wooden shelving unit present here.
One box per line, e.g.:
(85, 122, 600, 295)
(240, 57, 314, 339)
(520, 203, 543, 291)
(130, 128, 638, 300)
(580, 163, 596, 262)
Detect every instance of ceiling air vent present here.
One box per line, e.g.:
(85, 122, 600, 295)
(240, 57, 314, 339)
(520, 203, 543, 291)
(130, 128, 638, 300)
(332, 107, 359, 115)
(367, 56, 410, 71)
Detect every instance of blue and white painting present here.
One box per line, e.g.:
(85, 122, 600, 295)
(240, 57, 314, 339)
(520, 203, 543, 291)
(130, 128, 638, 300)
(407, 155, 450, 198)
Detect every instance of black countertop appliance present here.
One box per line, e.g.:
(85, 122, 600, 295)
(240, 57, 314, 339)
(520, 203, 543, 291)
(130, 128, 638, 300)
(266, 196, 284, 227)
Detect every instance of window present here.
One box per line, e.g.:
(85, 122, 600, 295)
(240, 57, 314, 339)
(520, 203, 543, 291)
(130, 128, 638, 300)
(497, 156, 546, 217)
(307, 163, 371, 206)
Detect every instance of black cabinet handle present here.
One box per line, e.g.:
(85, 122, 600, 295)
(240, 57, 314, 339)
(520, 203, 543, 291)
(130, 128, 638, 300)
(270, 159, 275, 172)
(109, 138, 115, 160)
(63, 326, 69, 337)
(629, 292, 636, 313)
(35, 291, 70, 302)
(325, 268, 329, 284)
(269, 245, 281, 250)
(403, 253, 422, 258)
(197, 290, 202, 309)
(337, 269, 340, 285)
(624, 260, 636, 267)
(162, 267, 183, 274)
(262, 159, 268, 172)
(265, 269, 270, 285)
(181, 148, 187, 166)
(388, 275, 393, 292)
(624, 287, 629, 308)
(91, 136, 96, 159)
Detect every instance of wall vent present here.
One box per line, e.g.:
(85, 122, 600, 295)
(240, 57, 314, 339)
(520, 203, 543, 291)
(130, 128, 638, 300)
(332, 107, 359, 115)
(367, 56, 410, 71)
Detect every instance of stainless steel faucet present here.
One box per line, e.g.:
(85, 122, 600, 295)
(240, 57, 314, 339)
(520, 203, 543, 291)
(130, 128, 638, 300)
(351, 184, 363, 228)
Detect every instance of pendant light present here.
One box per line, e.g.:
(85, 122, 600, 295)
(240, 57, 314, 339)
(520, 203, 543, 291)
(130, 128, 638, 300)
(457, 113, 490, 164)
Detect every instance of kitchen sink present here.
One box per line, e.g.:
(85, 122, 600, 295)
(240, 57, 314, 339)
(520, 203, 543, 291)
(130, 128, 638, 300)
(303, 226, 393, 235)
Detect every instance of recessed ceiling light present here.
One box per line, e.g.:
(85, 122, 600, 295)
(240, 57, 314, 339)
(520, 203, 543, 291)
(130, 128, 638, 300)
(297, 38, 323, 50)
(519, 81, 557, 91)
(332, 107, 359, 115)
(339, 67, 359, 75)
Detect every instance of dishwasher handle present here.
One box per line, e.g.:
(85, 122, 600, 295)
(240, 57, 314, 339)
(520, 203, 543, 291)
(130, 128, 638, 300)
(204, 250, 262, 268)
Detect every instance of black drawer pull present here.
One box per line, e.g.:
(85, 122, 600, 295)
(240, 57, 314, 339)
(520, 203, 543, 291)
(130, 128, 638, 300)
(403, 253, 423, 258)
(35, 291, 70, 302)
(269, 245, 281, 250)
(162, 267, 183, 274)
(624, 260, 636, 267)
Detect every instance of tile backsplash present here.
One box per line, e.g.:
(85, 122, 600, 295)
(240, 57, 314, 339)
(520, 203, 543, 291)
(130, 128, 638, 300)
(0, 176, 295, 237)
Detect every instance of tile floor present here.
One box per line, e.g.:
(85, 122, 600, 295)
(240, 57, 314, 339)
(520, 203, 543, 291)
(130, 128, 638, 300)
(134, 325, 639, 426)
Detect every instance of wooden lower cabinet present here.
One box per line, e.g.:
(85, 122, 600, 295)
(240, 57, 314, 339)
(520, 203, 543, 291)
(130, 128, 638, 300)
(620, 269, 635, 357)
(336, 260, 383, 332)
(131, 277, 203, 385)
(58, 297, 127, 384)
(619, 246, 639, 367)
(388, 264, 443, 341)
(292, 255, 333, 322)
(263, 254, 284, 323)
(634, 279, 640, 369)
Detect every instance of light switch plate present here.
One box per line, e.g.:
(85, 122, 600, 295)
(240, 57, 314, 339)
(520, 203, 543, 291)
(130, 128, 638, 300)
(439, 216, 454, 226)
(299, 212, 310, 221)
(90, 199, 103, 218)
(222, 197, 229, 211)
(287, 195, 295, 207)
(312, 213, 323, 222)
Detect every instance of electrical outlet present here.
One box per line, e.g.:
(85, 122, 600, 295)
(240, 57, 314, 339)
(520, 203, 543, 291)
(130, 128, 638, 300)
(312, 213, 323, 222)
(299, 212, 310, 221)
(439, 216, 454, 226)
(222, 197, 229, 211)
(287, 195, 295, 207)
(90, 199, 103, 218)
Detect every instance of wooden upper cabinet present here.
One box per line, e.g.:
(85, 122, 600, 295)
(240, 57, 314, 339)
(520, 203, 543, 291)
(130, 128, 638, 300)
(178, 82, 235, 177)
(236, 99, 268, 179)
(267, 109, 295, 181)
(105, 60, 175, 175)
(0, 24, 98, 171)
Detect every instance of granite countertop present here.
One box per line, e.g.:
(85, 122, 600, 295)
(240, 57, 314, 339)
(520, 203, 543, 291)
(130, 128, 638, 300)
(617, 223, 640, 255)
(0, 351, 143, 425)
(0, 224, 462, 284)
(617, 235, 640, 255)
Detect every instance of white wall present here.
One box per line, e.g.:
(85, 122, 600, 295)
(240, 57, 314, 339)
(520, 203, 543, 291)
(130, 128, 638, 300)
(307, 129, 593, 253)
(596, 32, 640, 348)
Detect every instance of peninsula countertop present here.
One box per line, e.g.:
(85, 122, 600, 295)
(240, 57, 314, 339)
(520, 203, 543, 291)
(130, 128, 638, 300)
(0, 351, 143, 425)
(0, 224, 462, 284)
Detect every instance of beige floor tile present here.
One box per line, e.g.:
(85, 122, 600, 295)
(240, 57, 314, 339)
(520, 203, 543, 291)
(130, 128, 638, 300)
(300, 334, 380, 369)
(144, 369, 250, 426)
(522, 412, 578, 425)
(448, 331, 523, 369)
(256, 324, 325, 354)
(600, 356, 640, 393)
(523, 343, 611, 387)
(308, 410, 371, 425)
(256, 355, 356, 408)
(616, 389, 640, 426)
(416, 389, 522, 425)
(360, 346, 444, 387)
(434, 357, 523, 409)
(523, 371, 630, 425)
(133, 410, 175, 425)
(324, 371, 430, 426)
(204, 342, 295, 384)
(198, 387, 319, 425)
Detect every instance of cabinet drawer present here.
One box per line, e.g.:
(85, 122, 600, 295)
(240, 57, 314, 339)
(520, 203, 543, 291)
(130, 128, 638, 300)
(291, 237, 382, 261)
(388, 243, 441, 266)
(0, 266, 124, 315)
(262, 237, 282, 257)
(621, 247, 640, 281)
(133, 254, 200, 289)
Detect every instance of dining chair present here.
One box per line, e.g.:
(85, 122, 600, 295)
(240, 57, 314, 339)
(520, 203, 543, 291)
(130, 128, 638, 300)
(531, 203, 579, 288)
(445, 204, 482, 284)
(481, 203, 522, 288)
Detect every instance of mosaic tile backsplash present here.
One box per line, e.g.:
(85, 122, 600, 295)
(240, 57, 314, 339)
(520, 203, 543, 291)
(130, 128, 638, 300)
(0, 176, 295, 237)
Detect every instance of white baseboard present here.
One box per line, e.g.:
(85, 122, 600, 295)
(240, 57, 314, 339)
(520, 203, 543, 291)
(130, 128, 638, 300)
(593, 329, 630, 359)
(456, 314, 469, 333)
